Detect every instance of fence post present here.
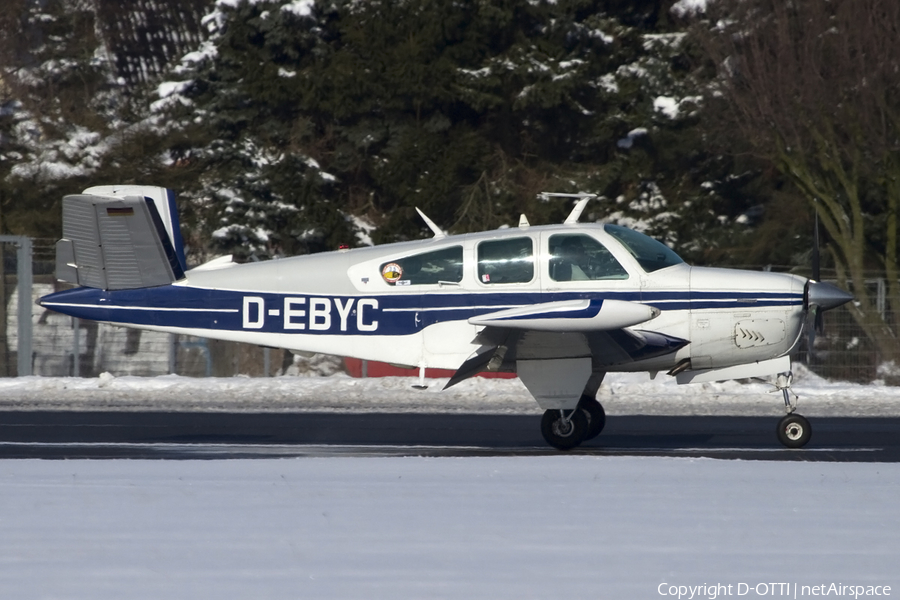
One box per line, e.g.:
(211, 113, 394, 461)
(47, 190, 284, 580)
(15, 237, 32, 376)
(0, 235, 33, 377)
(73, 317, 80, 377)
(169, 333, 177, 374)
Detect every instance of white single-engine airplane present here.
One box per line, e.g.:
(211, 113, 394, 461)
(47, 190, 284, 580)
(40, 186, 853, 450)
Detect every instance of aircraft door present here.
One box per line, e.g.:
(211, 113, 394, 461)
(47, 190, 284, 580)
(378, 246, 465, 366)
(426, 235, 541, 362)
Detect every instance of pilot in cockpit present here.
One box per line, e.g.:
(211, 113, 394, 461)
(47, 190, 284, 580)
(554, 237, 589, 281)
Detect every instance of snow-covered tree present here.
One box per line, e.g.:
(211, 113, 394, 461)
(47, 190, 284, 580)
(149, 0, 355, 260)
(154, 0, 749, 260)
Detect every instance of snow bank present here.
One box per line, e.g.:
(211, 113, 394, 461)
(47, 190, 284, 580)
(2, 367, 899, 416)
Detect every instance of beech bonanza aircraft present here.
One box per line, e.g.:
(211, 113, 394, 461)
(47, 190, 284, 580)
(39, 186, 853, 450)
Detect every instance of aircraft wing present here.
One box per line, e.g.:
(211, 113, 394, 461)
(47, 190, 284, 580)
(468, 298, 659, 331)
(445, 300, 687, 389)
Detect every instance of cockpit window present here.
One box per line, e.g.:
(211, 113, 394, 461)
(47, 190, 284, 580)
(477, 237, 534, 284)
(380, 246, 463, 286)
(549, 234, 629, 281)
(603, 225, 684, 273)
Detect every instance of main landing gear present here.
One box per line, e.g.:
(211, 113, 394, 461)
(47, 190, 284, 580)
(774, 372, 812, 449)
(540, 395, 606, 450)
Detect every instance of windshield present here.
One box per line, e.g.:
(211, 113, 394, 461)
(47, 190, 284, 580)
(603, 225, 684, 273)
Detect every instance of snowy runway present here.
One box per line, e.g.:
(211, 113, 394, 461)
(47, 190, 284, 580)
(2, 371, 900, 598)
(4, 411, 900, 461)
(1, 456, 898, 600)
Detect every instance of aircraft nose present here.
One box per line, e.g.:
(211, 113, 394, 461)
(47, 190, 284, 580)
(806, 281, 854, 312)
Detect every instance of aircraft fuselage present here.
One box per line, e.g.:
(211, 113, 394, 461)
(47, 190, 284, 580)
(42, 223, 807, 376)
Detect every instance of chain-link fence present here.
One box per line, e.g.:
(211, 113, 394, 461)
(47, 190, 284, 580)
(796, 278, 895, 384)
(2, 238, 896, 383)
(27, 286, 298, 379)
(25, 286, 299, 379)
(3, 239, 299, 378)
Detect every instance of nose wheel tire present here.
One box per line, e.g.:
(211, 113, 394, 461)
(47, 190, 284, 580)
(776, 414, 812, 448)
(577, 395, 606, 441)
(541, 409, 589, 450)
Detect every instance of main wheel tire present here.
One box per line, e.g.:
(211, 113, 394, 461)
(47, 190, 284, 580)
(540, 409, 588, 450)
(578, 395, 606, 441)
(776, 414, 812, 449)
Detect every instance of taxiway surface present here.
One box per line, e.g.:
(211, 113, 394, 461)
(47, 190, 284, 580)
(1, 411, 898, 461)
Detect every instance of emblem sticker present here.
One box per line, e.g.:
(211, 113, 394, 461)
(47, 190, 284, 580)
(382, 263, 402, 283)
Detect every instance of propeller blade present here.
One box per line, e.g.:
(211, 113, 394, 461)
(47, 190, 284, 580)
(810, 206, 823, 346)
(807, 306, 818, 362)
(805, 280, 854, 362)
(812, 208, 820, 282)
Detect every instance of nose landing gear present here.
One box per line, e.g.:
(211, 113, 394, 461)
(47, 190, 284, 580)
(777, 413, 812, 448)
(774, 372, 811, 448)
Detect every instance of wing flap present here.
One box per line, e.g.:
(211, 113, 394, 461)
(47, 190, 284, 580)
(443, 346, 498, 389)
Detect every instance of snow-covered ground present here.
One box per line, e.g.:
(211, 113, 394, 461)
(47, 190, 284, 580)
(2, 366, 900, 417)
(2, 371, 899, 599)
(1, 456, 898, 599)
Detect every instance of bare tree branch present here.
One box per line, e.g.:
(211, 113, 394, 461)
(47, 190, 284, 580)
(695, 0, 900, 361)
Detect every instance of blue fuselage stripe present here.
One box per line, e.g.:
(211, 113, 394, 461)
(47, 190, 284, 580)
(40, 286, 803, 336)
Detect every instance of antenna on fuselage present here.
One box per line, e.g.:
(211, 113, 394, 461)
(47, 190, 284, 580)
(538, 192, 598, 224)
(415, 207, 446, 239)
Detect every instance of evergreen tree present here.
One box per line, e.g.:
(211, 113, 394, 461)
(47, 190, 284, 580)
(156, 0, 754, 262)
(0, 0, 772, 269)
(0, 0, 115, 236)
(153, 0, 353, 259)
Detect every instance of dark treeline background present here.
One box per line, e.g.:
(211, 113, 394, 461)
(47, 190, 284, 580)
(0, 0, 791, 261)
(1, 0, 898, 364)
